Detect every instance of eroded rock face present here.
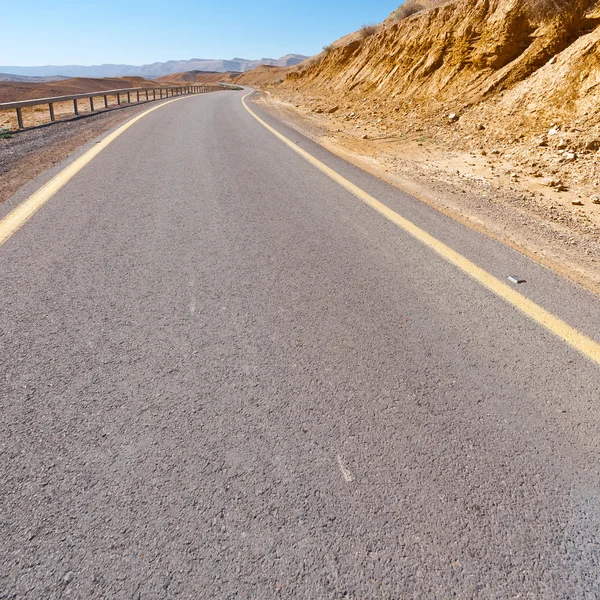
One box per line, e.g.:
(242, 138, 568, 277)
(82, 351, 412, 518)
(284, 0, 598, 119)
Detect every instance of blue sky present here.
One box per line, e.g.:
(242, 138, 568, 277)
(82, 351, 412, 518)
(2, 0, 402, 66)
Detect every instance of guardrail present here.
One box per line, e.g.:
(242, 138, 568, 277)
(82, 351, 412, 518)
(0, 85, 223, 130)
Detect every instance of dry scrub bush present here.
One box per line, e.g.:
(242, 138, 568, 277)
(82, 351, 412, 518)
(393, 0, 425, 19)
(521, 0, 578, 18)
(359, 24, 378, 38)
(392, 0, 450, 20)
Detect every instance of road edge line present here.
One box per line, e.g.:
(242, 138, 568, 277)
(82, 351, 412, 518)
(241, 92, 600, 367)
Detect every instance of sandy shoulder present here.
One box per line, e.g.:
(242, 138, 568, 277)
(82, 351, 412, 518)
(253, 91, 600, 295)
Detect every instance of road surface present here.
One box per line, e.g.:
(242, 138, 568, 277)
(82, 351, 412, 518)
(2, 88, 600, 599)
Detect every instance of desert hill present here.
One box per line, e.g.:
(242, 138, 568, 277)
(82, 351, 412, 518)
(0, 74, 70, 83)
(236, 65, 294, 87)
(277, 0, 599, 117)
(156, 71, 241, 85)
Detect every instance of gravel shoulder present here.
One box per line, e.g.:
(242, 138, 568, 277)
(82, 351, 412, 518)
(253, 91, 600, 295)
(0, 102, 166, 205)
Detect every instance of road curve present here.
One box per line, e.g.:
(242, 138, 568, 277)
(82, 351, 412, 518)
(2, 88, 600, 599)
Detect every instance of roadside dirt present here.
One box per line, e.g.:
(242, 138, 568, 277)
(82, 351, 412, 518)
(253, 91, 600, 294)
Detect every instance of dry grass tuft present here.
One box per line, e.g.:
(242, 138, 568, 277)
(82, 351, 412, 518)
(359, 24, 379, 38)
(392, 0, 452, 20)
(522, 0, 575, 18)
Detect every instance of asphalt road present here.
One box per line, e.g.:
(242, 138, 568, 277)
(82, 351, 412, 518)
(2, 88, 600, 599)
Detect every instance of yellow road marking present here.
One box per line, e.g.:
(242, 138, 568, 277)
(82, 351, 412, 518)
(0, 95, 195, 247)
(242, 92, 600, 366)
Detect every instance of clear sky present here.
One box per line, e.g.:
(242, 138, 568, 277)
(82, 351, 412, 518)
(2, 0, 402, 66)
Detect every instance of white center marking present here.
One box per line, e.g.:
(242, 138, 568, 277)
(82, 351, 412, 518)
(336, 455, 354, 483)
(189, 275, 196, 314)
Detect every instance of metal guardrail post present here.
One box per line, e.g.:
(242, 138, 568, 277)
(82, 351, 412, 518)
(16, 107, 23, 128)
(73, 99, 79, 115)
(127, 92, 131, 103)
(49, 103, 55, 121)
(117, 93, 121, 105)
(104, 95, 108, 108)
(89, 97, 95, 112)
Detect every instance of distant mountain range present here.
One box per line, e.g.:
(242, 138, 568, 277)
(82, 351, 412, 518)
(0, 73, 71, 82)
(0, 55, 308, 79)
